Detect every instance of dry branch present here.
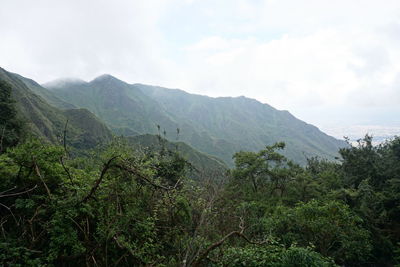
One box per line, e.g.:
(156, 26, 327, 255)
(33, 160, 52, 198)
(60, 156, 74, 185)
(0, 185, 37, 198)
(81, 156, 119, 203)
(114, 163, 181, 191)
(191, 226, 269, 267)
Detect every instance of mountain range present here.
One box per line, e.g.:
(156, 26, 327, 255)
(44, 74, 346, 165)
(0, 67, 226, 177)
(1, 66, 346, 168)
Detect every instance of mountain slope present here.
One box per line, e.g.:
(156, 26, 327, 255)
(45, 75, 346, 165)
(0, 68, 228, 176)
(16, 74, 76, 109)
(0, 68, 113, 149)
(44, 75, 179, 135)
(135, 84, 346, 163)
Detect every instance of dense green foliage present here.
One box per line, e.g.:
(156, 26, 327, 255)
(1, 132, 399, 266)
(44, 74, 346, 165)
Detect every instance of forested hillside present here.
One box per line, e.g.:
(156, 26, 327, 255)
(1, 79, 399, 265)
(1, 70, 399, 266)
(44, 74, 346, 165)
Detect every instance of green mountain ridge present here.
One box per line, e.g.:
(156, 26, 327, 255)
(0, 67, 227, 174)
(45, 74, 346, 165)
(0, 68, 113, 149)
(135, 83, 345, 163)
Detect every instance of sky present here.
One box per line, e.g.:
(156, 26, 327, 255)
(1, 0, 400, 137)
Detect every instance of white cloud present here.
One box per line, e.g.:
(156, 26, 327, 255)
(180, 29, 376, 107)
(1, 0, 399, 130)
(172, 5, 400, 128)
(0, 0, 177, 84)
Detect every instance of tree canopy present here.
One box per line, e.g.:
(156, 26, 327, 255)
(0, 102, 399, 266)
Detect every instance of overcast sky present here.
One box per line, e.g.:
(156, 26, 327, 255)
(1, 0, 400, 133)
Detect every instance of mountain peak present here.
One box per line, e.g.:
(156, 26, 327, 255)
(91, 74, 122, 83)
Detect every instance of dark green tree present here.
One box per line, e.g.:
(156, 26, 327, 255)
(0, 80, 23, 152)
(263, 200, 372, 265)
(232, 142, 286, 193)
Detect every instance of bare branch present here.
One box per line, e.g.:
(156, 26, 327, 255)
(0, 186, 17, 196)
(0, 185, 38, 198)
(60, 156, 74, 185)
(81, 156, 119, 203)
(0, 202, 19, 225)
(33, 159, 52, 198)
(114, 163, 181, 191)
(192, 230, 269, 267)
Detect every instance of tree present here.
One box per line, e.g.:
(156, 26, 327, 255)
(232, 142, 286, 193)
(263, 200, 372, 265)
(339, 135, 381, 189)
(221, 245, 336, 267)
(0, 80, 23, 152)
